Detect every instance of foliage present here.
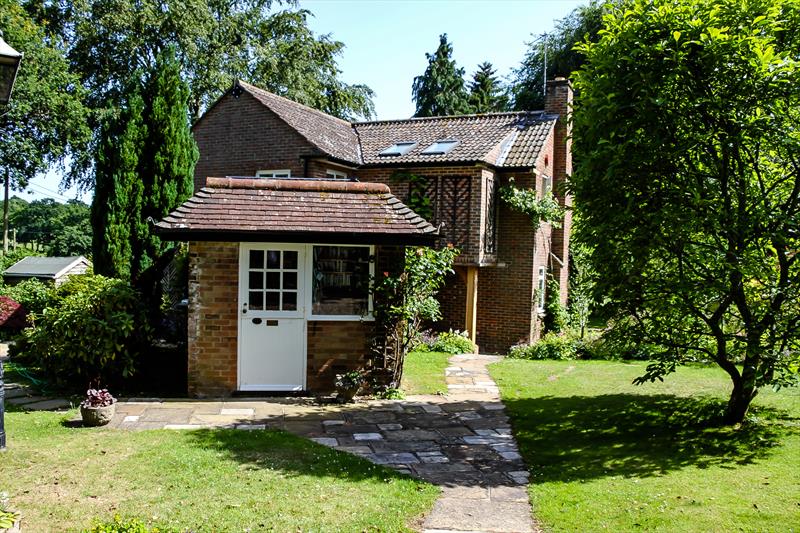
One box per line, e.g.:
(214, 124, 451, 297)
(372, 245, 459, 388)
(412, 34, 471, 117)
(567, 239, 595, 337)
(572, 0, 800, 424)
(510, 0, 607, 110)
(499, 181, 563, 227)
(468, 62, 509, 113)
(491, 359, 800, 532)
(0, 0, 91, 194)
(334, 370, 364, 390)
(0, 278, 51, 316)
(393, 172, 433, 221)
(509, 332, 578, 360)
(542, 276, 568, 334)
(0, 509, 19, 530)
(13, 275, 150, 386)
(9, 198, 92, 256)
(84, 516, 163, 533)
(429, 329, 476, 355)
(91, 87, 145, 280)
(137, 46, 198, 279)
(377, 388, 405, 400)
(81, 388, 116, 408)
(0, 295, 27, 331)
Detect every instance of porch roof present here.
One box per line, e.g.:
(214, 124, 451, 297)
(155, 177, 438, 245)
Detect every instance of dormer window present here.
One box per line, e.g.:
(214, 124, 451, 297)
(379, 142, 417, 156)
(421, 140, 458, 155)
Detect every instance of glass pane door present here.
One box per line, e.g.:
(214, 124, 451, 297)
(246, 248, 301, 313)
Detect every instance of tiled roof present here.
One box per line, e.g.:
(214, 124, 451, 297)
(236, 82, 556, 168)
(354, 112, 557, 167)
(239, 82, 362, 164)
(156, 178, 438, 244)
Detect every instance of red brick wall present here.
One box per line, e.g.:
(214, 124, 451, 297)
(187, 241, 239, 397)
(306, 320, 373, 392)
(192, 92, 321, 191)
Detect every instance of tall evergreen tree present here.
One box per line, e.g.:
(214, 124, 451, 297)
(135, 46, 198, 280)
(91, 90, 146, 279)
(411, 34, 470, 117)
(468, 62, 509, 113)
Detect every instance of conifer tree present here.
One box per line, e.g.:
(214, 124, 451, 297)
(91, 91, 146, 280)
(135, 46, 198, 280)
(468, 62, 509, 113)
(411, 34, 470, 117)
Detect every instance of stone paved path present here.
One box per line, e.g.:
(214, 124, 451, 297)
(1, 353, 72, 411)
(110, 354, 537, 533)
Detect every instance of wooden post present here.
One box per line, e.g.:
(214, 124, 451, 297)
(465, 266, 479, 352)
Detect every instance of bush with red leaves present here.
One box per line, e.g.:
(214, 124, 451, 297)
(0, 295, 28, 331)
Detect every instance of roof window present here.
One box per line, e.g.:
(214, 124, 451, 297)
(421, 140, 459, 155)
(379, 142, 417, 156)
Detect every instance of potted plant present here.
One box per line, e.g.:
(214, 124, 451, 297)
(80, 388, 117, 427)
(334, 371, 364, 403)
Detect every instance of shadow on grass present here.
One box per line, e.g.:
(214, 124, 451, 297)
(183, 427, 424, 485)
(503, 394, 798, 484)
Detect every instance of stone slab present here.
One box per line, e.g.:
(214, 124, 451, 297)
(353, 432, 383, 441)
(220, 408, 254, 416)
(20, 398, 71, 411)
(422, 496, 534, 532)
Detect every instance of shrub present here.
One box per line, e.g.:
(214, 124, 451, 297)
(0, 295, 27, 332)
(12, 275, 150, 387)
(429, 329, 476, 354)
(0, 278, 53, 317)
(509, 332, 578, 360)
(543, 276, 568, 334)
(84, 516, 165, 533)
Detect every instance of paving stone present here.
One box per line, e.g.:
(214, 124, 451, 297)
(7, 395, 46, 405)
(481, 402, 506, 410)
(455, 411, 482, 420)
(384, 429, 438, 441)
(235, 424, 266, 430)
(337, 446, 372, 454)
(322, 419, 345, 426)
(375, 452, 419, 464)
(21, 398, 71, 411)
(421, 404, 444, 413)
(439, 485, 490, 500)
(139, 408, 193, 423)
(220, 408, 254, 416)
(377, 423, 402, 431)
(310, 437, 338, 447)
(4, 387, 31, 399)
(462, 436, 496, 445)
(499, 451, 522, 460)
(419, 455, 449, 463)
(122, 415, 140, 423)
(423, 494, 534, 532)
(370, 440, 439, 453)
(417, 451, 445, 457)
(353, 432, 383, 441)
(474, 429, 498, 436)
(190, 414, 254, 426)
(490, 485, 529, 503)
(163, 424, 203, 430)
(509, 471, 530, 485)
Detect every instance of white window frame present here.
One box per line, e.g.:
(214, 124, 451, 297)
(326, 169, 348, 180)
(537, 266, 547, 313)
(256, 169, 292, 179)
(305, 243, 375, 321)
(542, 175, 553, 197)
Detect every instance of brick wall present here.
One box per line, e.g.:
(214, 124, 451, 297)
(187, 240, 239, 397)
(306, 320, 373, 392)
(192, 91, 320, 191)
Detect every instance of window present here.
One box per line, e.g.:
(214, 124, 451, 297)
(256, 169, 291, 179)
(312, 245, 372, 316)
(247, 248, 299, 311)
(421, 140, 459, 155)
(326, 169, 348, 180)
(536, 266, 547, 312)
(542, 175, 552, 197)
(379, 142, 417, 156)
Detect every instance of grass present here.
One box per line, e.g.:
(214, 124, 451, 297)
(490, 359, 800, 533)
(401, 350, 451, 395)
(0, 410, 438, 532)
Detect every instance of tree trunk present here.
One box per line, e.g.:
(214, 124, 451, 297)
(3, 170, 8, 255)
(724, 379, 758, 424)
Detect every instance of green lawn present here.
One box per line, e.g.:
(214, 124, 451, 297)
(490, 360, 800, 533)
(0, 411, 438, 532)
(401, 351, 451, 395)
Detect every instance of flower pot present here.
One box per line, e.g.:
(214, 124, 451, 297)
(336, 386, 359, 403)
(80, 403, 116, 427)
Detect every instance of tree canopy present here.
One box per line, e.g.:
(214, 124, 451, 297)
(572, 0, 800, 424)
(412, 34, 471, 117)
(468, 62, 509, 113)
(10, 197, 92, 256)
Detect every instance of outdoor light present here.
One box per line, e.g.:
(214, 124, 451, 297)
(0, 30, 22, 106)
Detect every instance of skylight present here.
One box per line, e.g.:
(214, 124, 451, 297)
(379, 142, 417, 156)
(421, 140, 459, 155)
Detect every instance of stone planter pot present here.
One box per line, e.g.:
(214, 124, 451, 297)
(80, 403, 116, 427)
(336, 386, 359, 403)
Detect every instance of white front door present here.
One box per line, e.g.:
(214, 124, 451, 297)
(238, 244, 305, 391)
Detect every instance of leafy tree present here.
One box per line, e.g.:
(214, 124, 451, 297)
(468, 62, 509, 113)
(568, 240, 595, 338)
(510, 0, 606, 110)
(91, 90, 145, 279)
(0, 0, 90, 233)
(412, 34, 470, 117)
(10, 198, 92, 256)
(136, 47, 198, 279)
(572, 0, 800, 424)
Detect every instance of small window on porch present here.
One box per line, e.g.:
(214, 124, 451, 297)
(536, 266, 547, 312)
(312, 245, 371, 316)
(326, 169, 348, 180)
(542, 175, 552, 197)
(256, 169, 291, 179)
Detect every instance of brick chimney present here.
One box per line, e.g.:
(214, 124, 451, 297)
(544, 77, 573, 306)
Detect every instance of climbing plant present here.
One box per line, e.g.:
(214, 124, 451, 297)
(392, 171, 434, 221)
(500, 180, 563, 227)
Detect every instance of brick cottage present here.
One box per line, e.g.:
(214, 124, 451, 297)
(157, 78, 572, 396)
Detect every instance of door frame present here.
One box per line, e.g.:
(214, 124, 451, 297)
(237, 242, 307, 391)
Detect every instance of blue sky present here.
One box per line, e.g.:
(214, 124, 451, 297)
(31, 0, 585, 203)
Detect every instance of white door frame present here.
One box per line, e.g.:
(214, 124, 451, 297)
(237, 243, 307, 391)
